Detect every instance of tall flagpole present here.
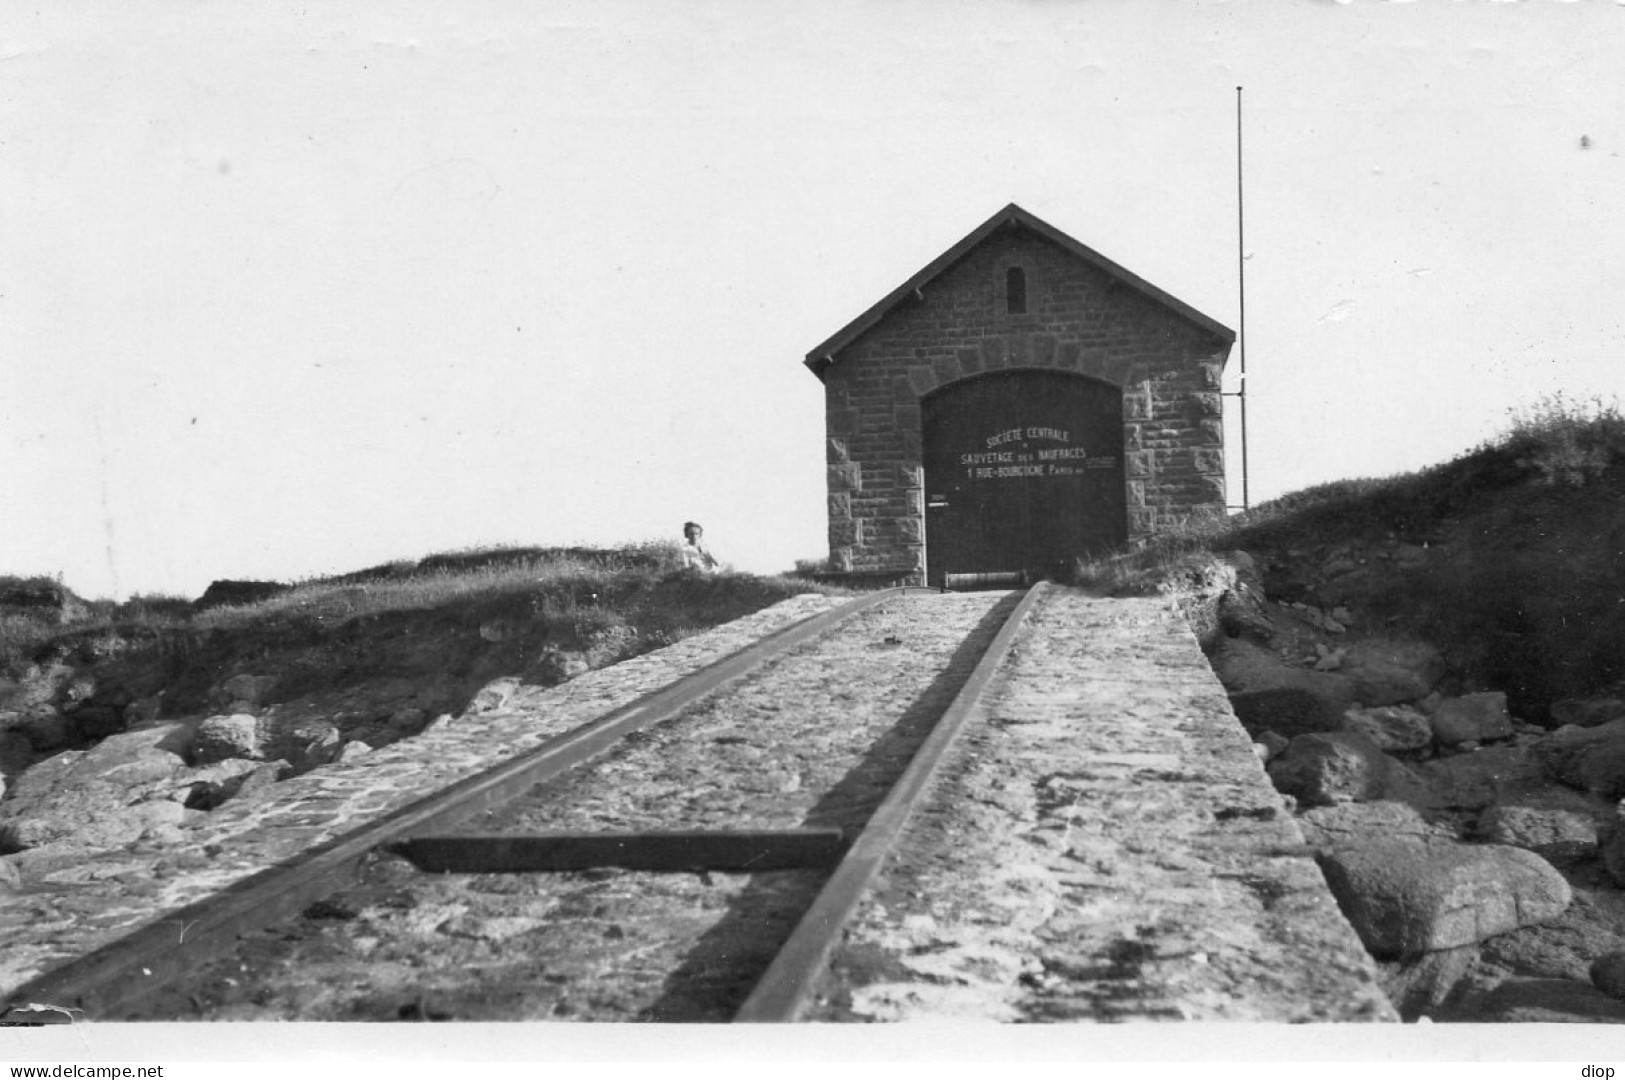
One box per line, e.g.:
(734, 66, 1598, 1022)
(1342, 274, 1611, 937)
(1235, 85, 1250, 511)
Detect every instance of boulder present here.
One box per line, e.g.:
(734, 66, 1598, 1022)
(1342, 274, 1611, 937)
(1550, 698, 1625, 730)
(191, 713, 261, 764)
(212, 673, 279, 712)
(1591, 952, 1625, 1000)
(1266, 731, 1431, 808)
(1255, 730, 1290, 763)
(1210, 638, 1357, 738)
(1295, 799, 1440, 851)
(1341, 705, 1433, 752)
(1336, 639, 1446, 706)
(0, 778, 182, 852)
(67, 703, 124, 739)
(169, 757, 270, 809)
(0, 723, 197, 851)
(1480, 893, 1625, 983)
(16, 706, 74, 752)
(260, 719, 343, 772)
(1535, 720, 1625, 799)
(1378, 945, 1479, 1021)
(1598, 820, 1625, 888)
(72, 722, 192, 786)
(1216, 585, 1275, 645)
(0, 730, 32, 781)
(1317, 840, 1571, 956)
(532, 650, 590, 685)
(1417, 746, 1549, 810)
(1431, 692, 1514, 746)
(465, 677, 521, 715)
(336, 740, 372, 764)
(1229, 689, 1348, 740)
(387, 706, 428, 733)
(1470, 978, 1625, 1023)
(1477, 804, 1601, 864)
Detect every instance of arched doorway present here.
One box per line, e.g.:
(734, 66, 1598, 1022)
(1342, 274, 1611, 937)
(922, 370, 1127, 586)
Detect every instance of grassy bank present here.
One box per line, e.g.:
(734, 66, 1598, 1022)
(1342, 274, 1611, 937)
(1, 544, 849, 730)
(1070, 394, 1625, 716)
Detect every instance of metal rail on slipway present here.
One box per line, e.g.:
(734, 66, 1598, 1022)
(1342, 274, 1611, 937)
(4, 586, 931, 1019)
(733, 581, 1049, 1021)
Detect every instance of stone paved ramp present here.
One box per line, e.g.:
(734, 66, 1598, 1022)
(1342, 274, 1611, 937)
(812, 589, 1399, 1022)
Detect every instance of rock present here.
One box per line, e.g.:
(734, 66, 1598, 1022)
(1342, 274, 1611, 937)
(388, 706, 428, 733)
(170, 758, 267, 808)
(1417, 746, 1549, 810)
(17, 707, 74, 752)
(1267, 731, 1431, 808)
(1478, 804, 1600, 863)
(1471, 978, 1625, 1022)
(195, 579, 288, 610)
(1337, 639, 1446, 706)
(123, 696, 163, 726)
(1379, 945, 1479, 1021)
(1312, 646, 1347, 672)
(213, 673, 278, 712)
(1216, 586, 1274, 645)
(466, 677, 521, 715)
(1341, 705, 1433, 752)
(1229, 688, 1349, 740)
(191, 713, 261, 764)
(67, 703, 124, 739)
(0, 778, 142, 851)
(261, 720, 342, 771)
(1318, 840, 1572, 956)
(1551, 698, 1625, 729)
(1211, 638, 1358, 738)
(215, 760, 290, 806)
(0, 730, 32, 780)
(73, 722, 192, 786)
(1536, 720, 1625, 799)
(1255, 730, 1290, 763)
(0, 723, 198, 852)
(1286, 602, 1345, 634)
(1431, 692, 1514, 746)
(1480, 891, 1625, 983)
(337, 740, 372, 764)
(1591, 952, 1625, 1000)
(1296, 799, 1441, 851)
(533, 650, 590, 685)
(478, 619, 519, 643)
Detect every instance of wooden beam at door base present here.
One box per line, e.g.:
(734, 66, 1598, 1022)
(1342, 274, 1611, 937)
(387, 829, 850, 874)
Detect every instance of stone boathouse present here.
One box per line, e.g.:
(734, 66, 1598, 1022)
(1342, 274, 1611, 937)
(807, 203, 1236, 588)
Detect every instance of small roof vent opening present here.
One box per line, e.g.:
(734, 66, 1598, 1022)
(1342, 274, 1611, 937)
(1006, 266, 1027, 315)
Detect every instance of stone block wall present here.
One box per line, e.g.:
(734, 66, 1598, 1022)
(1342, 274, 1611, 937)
(818, 225, 1231, 584)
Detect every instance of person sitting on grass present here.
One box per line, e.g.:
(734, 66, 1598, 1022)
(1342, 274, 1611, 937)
(681, 521, 720, 573)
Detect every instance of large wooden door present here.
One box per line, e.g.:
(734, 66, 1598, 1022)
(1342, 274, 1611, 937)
(922, 370, 1126, 586)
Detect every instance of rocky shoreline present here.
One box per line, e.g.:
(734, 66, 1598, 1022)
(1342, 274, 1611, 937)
(1195, 546, 1625, 1022)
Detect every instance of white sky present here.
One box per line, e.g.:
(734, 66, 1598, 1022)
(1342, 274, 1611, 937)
(4, 0, 1623, 600)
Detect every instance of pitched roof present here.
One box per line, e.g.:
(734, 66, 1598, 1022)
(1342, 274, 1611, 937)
(805, 202, 1235, 379)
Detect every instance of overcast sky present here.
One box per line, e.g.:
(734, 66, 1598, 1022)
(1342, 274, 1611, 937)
(4, 0, 1623, 600)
